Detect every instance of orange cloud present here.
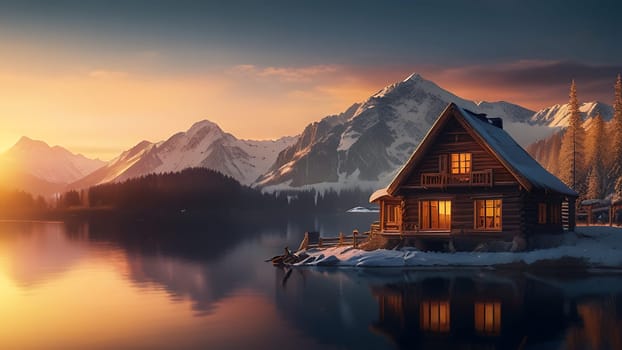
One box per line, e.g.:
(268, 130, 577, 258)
(230, 64, 340, 82)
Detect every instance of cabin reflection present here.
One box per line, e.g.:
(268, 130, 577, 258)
(370, 273, 570, 349)
(474, 302, 501, 335)
(420, 300, 450, 332)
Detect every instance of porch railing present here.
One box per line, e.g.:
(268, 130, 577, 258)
(421, 169, 493, 188)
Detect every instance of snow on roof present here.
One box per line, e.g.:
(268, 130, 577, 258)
(376, 103, 577, 197)
(457, 106, 578, 197)
(369, 188, 391, 203)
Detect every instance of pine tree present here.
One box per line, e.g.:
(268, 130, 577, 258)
(585, 114, 605, 171)
(585, 114, 605, 198)
(586, 166, 604, 199)
(559, 80, 586, 191)
(609, 74, 622, 191)
(547, 131, 562, 175)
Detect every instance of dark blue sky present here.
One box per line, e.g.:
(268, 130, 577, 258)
(0, 0, 620, 157)
(2, 0, 620, 67)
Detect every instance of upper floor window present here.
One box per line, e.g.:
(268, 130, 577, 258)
(451, 153, 471, 174)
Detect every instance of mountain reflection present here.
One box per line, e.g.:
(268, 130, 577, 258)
(0, 221, 87, 287)
(62, 217, 287, 316)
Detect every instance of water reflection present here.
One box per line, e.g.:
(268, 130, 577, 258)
(277, 269, 622, 349)
(0, 221, 90, 288)
(1, 218, 621, 350)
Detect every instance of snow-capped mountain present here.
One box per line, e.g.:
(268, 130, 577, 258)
(256, 73, 535, 191)
(530, 101, 613, 127)
(69, 120, 297, 189)
(68, 140, 157, 189)
(0, 137, 105, 184)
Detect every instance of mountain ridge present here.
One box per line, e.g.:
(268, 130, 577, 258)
(67, 119, 297, 190)
(255, 72, 538, 191)
(5, 72, 614, 197)
(1, 137, 105, 184)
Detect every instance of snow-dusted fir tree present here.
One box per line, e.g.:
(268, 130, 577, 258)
(586, 113, 605, 163)
(559, 80, 586, 192)
(546, 132, 562, 175)
(586, 167, 604, 199)
(609, 74, 622, 190)
(585, 114, 605, 198)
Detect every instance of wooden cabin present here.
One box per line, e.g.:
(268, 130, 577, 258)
(370, 103, 577, 247)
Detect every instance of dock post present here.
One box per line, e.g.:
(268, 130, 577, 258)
(352, 229, 358, 248)
(298, 232, 310, 251)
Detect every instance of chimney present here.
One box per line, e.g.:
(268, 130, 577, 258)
(488, 117, 503, 129)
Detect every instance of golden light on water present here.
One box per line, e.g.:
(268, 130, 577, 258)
(0, 223, 327, 349)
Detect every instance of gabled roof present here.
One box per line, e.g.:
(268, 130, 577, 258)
(376, 103, 577, 200)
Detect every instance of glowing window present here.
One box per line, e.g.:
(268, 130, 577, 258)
(475, 199, 502, 231)
(420, 301, 450, 332)
(420, 200, 451, 230)
(451, 153, 471, 174)
(385, 203, 400, 224)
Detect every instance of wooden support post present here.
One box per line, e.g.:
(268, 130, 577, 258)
(339, 232, 344, 246)
(318, 237, 323, 248)
(297, 232, 310, 251)
(587, 206, 592, 226)
(352, 229, 358, 248)
(568, 198, 576, 232)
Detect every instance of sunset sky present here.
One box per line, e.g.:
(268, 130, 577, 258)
(0, 0, 620, 160)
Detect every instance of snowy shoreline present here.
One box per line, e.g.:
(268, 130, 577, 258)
(295, 226, 622, 268)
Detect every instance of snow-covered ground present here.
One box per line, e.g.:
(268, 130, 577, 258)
(296, 226, 622, 268)
(346, 206, 379, 213)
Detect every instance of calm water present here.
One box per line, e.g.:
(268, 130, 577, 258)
(0, 217, 621, 350)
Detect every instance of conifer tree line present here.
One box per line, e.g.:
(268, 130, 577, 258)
(53, 168, 372, 216)
(528, 75, 622, 200)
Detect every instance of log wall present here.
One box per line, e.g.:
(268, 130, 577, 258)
(400, 187, 522, 239)
(404, 118, 518, 187)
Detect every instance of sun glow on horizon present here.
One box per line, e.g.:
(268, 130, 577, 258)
(0, 42, 615, 161)
(0, 57, 389, 159)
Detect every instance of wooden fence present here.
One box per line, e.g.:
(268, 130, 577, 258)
(298, 230, 363, 250)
